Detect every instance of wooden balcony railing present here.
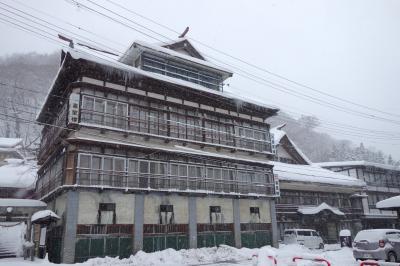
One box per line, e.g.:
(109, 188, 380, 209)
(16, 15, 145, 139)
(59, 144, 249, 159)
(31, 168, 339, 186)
(197, 223, 234, 232)
(143, 224, 188, 235)
(76, 171, 275, 196)
(240, 223, 271, 231)
(76, 224, 133, 235)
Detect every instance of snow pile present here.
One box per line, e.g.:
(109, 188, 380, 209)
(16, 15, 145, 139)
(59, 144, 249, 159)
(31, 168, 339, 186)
(376, 195, 400, 209)
(0, 244, 360, 266)
(31, 210, 60, 222)
(298, 203, 344, 216)
(0, 159, 37, 188)
(87, 245, 250, 266)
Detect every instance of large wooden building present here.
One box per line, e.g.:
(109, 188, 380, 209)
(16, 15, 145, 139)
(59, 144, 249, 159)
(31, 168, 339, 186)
(270, 125, 366, 242)
(316, 161, 400, 229)
(35, 39, 280, 263)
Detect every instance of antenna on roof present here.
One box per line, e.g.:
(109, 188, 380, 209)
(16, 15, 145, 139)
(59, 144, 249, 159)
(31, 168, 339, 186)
(178, 27, 189, 38)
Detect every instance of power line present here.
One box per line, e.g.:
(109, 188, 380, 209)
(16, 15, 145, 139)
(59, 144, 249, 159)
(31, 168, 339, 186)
(63, 0, 400, 126)
(12, 0, 127, 49)
(5, 0, 397, 128)
(0, 2, 123, 56)
(103, 0, 400, 119)
(3, 5, 400, 143)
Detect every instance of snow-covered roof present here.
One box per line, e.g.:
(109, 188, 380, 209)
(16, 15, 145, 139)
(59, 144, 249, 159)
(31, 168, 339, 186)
(271, 161, 365, 187)
(0, 138, 22, 148)
(0, 198, 46, 207)
(31, 210, 60, 223)
(132, 40, 233, 75)
(298, 202, 345, 216)
(376, 195, 400, 209)
(315, 161, 400, 172)
(270, 124, 312, 165)
(37, 48, 278, 122)
(0, 159, 37, 189)
(270, 124, 287, 144)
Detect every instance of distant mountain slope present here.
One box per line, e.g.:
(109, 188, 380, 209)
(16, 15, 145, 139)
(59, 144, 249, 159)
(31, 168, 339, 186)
(0, 52, 59, 152)
(268, 112, 396, 165)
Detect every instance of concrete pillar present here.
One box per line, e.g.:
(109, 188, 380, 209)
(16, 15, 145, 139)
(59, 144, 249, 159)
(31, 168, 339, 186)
(232, 198, 241, 248)
(270, 199, 279, 248)
(134, 194, 144, 253)
(188, 197, 197, 249)
(62, 190, 79, 264)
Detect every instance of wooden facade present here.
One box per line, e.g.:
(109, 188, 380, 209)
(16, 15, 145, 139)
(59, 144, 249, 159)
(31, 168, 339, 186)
(36, 39, 279, 263)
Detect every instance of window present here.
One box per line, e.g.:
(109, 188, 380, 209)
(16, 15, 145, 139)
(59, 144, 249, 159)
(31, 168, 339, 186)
(235, 123, 271, 152)
(159, 205, 174, 224)
(142, 55, 223, 91)
(139, 161, 150, 188)
(206, 167, 222, 191)
(250, 207, 260, 223)
(297, 231, 312, 236)
(170, 112, 186, 139)
(210, 206, 222, 224)
(170, 163, 188, 190)
(149, 161, 167, 189)
(222, 169, 235, 193)
(81, 96, 127, 129)
(312, 231, 319, 237)
(98, 203, 116, 224)
(188, 165, 204, 190)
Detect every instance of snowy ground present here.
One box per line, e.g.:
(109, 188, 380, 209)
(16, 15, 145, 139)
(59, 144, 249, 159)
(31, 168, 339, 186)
(0, 244, 362, 266)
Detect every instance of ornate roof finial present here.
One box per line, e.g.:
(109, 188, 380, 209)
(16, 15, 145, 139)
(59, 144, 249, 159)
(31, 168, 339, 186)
(179, 26, 189, 38)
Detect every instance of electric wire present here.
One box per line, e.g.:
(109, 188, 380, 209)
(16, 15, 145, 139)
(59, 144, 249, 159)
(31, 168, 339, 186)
(102, 0, 400, 119)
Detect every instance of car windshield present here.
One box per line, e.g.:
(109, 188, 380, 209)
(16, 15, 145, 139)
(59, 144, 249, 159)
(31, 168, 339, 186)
(284, 230, 295, 235)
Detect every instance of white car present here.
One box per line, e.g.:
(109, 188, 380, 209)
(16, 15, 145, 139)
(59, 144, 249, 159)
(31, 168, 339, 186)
(283, 229, 324, 249)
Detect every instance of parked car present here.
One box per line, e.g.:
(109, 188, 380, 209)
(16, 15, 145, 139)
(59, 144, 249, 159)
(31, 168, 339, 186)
(353, 229, 400, 262)
(283, 229, 324, 249)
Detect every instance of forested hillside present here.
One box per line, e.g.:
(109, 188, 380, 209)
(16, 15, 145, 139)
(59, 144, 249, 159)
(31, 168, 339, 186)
(0, 52, 397, 164)
(0, 52, 59, 152)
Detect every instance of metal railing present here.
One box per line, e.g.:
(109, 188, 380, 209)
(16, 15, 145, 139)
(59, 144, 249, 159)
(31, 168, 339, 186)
(75, 171, 275, 196)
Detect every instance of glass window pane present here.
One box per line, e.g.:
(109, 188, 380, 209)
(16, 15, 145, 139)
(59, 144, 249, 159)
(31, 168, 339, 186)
(79, 154, 91, 168)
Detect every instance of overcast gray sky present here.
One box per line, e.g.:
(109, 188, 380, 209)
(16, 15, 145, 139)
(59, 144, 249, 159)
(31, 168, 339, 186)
(1, 0, 400, 159)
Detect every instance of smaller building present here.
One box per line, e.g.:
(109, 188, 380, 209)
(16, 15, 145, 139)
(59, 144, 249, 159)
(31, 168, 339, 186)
(315, 161, 400, 229)
(0, 199, 46, 258)
(271, 125, 366, 243)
